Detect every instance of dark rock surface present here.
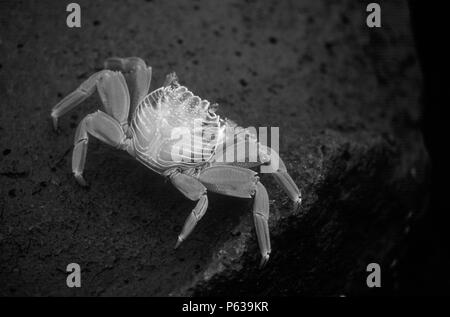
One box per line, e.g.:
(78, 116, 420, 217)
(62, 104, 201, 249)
(0, 0, 429, 296)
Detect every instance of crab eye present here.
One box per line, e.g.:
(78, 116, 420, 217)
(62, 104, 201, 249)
(200, 100, 210, 111)
(208, 103, 219, 113)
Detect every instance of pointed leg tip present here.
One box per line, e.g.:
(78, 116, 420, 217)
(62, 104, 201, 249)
(294, 196, 302, 208)
(174, 236, 183, 249)
(51, 116, 59, 132)
(259, 253, 270, 268)
(74, 173, 88, 187)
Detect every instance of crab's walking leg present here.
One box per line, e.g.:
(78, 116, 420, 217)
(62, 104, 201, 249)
(169, 171, 208, 248)
(51, 70, 131, 132)
(175, 195, 208, 249)
(253, 182, 271, 267)
(198, 165, 271, 266)
(51, 70, 109, 130)
(272, 157, 302, 206)
(260, 145, 302, 206)
(104, 57, 152, 115)
(73, 111, 132, 186)
(71, 71, 133, 185)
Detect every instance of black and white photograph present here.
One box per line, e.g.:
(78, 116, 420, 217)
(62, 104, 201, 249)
(0, 0, 447, 302)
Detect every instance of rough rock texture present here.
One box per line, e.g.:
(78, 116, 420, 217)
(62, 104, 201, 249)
(0, 0, 428, 296)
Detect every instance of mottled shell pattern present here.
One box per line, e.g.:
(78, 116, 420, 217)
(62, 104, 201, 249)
(130, 83, 232, 174)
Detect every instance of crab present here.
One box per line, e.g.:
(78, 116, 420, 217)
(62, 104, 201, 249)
(51, 57, 302, 266)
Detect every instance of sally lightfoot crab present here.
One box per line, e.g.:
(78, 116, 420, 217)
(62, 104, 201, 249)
(51, 57, 302, 266)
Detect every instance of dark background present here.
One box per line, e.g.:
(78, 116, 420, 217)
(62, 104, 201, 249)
(0, 0, 446, 296)
(397, 0, 449, 295)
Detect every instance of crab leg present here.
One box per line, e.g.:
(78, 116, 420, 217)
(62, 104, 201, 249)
(175, 194, 208, 248)
(260, 145, 302, 206)
(73, 111, 132, 186)
(272, 157, 302, 206)
(253, 182, 271, 267)
(51, 70, 109, 130)
(104, 57, 152, 115)
(169, 171, 209, 248)
(69, 71, 133, 185)
(51, 70, 131, 131)
(198, 165, 271, 266)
